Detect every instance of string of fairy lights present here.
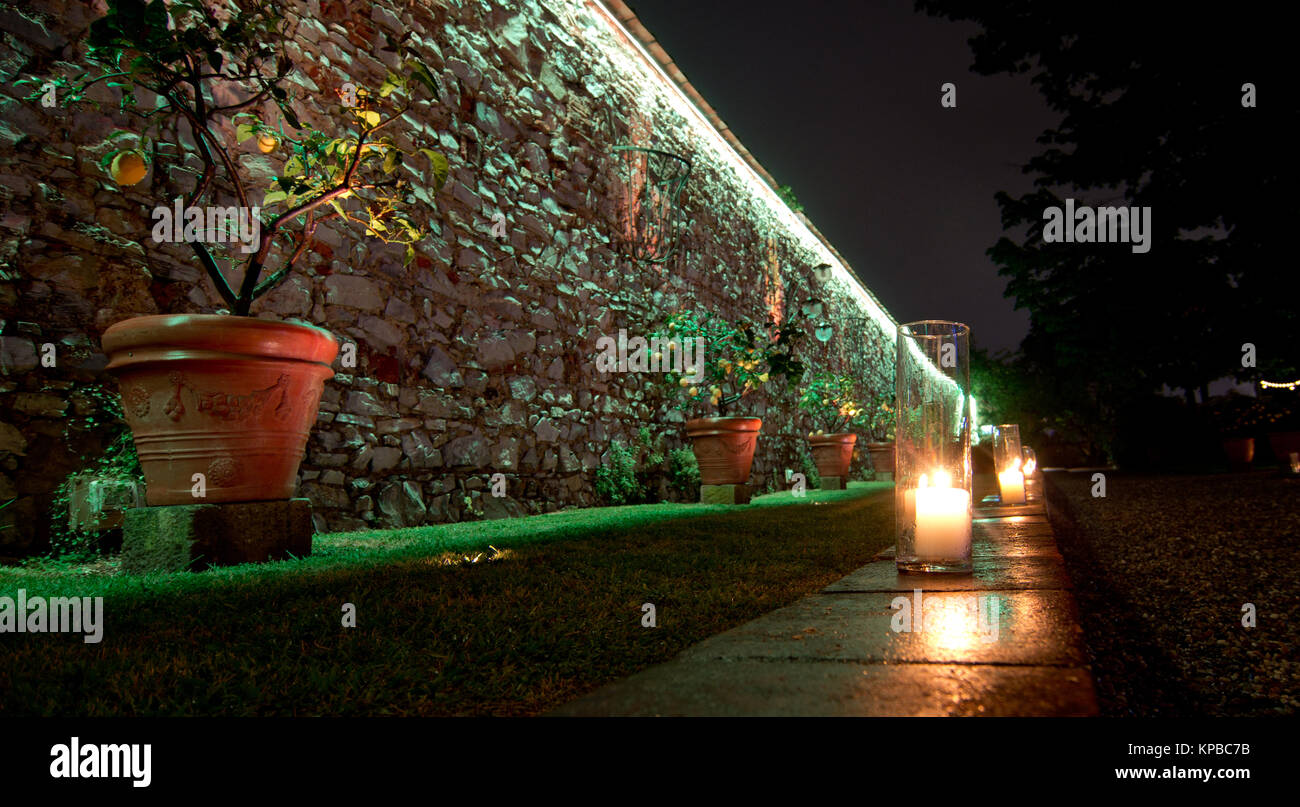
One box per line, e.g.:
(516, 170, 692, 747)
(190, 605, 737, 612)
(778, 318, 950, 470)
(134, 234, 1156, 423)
(1260, 380, 1300, 391)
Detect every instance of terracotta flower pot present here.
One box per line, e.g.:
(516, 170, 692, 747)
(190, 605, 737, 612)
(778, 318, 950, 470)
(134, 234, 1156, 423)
(864, 441, 895, 476)
(809, 432, 857, 479)
(1267, 431, 1300, 465)
(1221, 437, 1255, 471)
(103, 314, 338, 505)
(685, 417, 762, 486)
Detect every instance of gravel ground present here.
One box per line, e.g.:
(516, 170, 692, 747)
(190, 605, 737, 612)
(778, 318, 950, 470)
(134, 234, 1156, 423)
(1046, 470, 1300, 716)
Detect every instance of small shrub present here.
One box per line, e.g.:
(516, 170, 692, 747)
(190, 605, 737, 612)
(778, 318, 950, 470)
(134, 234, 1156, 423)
(668, 448, 700, 500)
(800, 450, 821, 491)
(638, 427, 664, 466)
(47, 385, 142, 559)
(595, 441, 642, 505)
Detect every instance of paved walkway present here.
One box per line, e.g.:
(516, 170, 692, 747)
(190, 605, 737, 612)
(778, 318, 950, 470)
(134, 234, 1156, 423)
(553, 476, 1098, 716)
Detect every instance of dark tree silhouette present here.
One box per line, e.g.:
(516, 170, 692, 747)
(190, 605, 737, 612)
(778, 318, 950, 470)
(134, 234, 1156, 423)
(918, 1, 1298, 456)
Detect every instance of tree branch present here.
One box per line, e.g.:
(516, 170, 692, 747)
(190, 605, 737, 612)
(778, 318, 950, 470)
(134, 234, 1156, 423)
(189, 240, 238, 308)
(210, 80, 274, 115)
(251, 210, 339, 299)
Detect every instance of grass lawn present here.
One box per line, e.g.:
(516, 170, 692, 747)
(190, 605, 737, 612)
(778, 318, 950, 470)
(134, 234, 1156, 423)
(0, 482, 893, 716)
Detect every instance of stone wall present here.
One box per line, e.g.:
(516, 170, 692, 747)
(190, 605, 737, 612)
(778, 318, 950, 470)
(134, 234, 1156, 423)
(0, 0, 896, 554)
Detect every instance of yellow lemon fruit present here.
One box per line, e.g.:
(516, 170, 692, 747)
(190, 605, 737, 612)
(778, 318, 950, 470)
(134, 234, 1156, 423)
(678, 377, 691, 387)
(257, 133, 279, 153)
(110, 150, 148, 186)
(688, 387, 698, 396)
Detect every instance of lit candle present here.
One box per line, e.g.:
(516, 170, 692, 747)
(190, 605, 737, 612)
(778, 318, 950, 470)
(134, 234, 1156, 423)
(914, 471, 971, 559)
(998, 458, 1026, 505)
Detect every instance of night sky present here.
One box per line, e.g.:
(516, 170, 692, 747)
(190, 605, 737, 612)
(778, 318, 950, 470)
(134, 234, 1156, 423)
(627, 0, 1059, 354)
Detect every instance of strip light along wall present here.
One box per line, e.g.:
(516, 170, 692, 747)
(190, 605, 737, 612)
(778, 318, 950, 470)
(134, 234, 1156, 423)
(584, 0, 899, 344)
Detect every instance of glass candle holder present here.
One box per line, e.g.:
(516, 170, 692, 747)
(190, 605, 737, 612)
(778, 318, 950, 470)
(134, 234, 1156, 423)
(1022, 446, 1038, 500)
(993, 424, 1026, 505)
(895, 320, 973, 574)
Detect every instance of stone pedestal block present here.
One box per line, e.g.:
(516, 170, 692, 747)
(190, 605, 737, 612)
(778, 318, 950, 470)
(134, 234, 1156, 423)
(820, 476, 844, 491)
(122, 499, 313, 573)
(701, 484, 751, 505)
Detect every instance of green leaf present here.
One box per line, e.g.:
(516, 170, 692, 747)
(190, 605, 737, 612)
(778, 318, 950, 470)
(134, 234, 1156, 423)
(382, 150, 402, 174)
(420, 149, 449, 192)
(407, 58, 439, 95)
(404, 244, 416, 266)
(284, 155, 305, 177)
(236, 123, 256, 143)
(263, 189, 288, 206)
(280, 104, 301, 130)
(379, 71, 402, 98)
(358, 110, 381, 128)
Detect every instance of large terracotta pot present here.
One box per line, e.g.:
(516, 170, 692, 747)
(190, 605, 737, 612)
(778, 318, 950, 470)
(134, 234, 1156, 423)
(685, 417, 762, 486)
(1267, 431, 1300, 465)
(809, 432, 857, 479)
(1221, 437, 1254, 471)
(864, 441, 895, 476)
(103, 314, 338, 505)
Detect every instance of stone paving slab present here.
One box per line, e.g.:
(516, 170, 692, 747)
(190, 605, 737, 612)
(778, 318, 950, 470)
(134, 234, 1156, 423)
(551, 661, 1098, 717)
(824, 554, 1068, 592)
(972, 521, 1063, 559)
(977, 519, 1055, 536)
(674, 590, 1087, 666)
(975, 505, 1047, 519)
(553, 478, 1097, 716)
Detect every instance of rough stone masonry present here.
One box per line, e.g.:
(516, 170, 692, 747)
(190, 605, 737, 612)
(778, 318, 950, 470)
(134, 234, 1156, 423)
(0, 0, 897, 552)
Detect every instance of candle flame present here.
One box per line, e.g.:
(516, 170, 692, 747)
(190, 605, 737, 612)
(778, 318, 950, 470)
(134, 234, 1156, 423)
(1005, 457, 1022, 474)
(918, 471, 953, 488)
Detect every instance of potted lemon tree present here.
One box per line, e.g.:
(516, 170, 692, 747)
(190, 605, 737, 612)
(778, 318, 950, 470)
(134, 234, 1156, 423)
(798, 371, 863, 487)
(658, 312, 803, 498)
(31, 0, 449, 507)
(859, 392, 897, 479)
(1261, 389, 1300, 472)
(1209, 393, 1266, 472)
